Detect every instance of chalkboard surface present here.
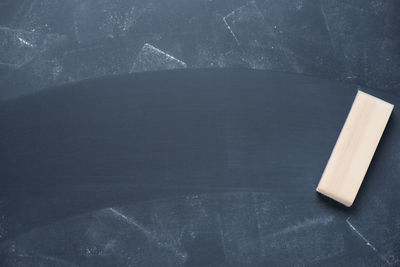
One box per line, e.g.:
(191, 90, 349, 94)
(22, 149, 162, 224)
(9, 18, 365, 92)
(0, 69, 399, 266)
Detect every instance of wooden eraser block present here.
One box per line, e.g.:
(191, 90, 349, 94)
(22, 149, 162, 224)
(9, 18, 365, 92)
(316, 91, 394, 207)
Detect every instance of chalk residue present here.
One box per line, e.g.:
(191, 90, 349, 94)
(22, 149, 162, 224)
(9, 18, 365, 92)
(346, 217, 391, 265)
(222, 1, 265, 47)
(108, 207, 187, 261)
(222, 14, 240, 46)
(15, 253, 77, 267)
(271, 215, 334, 237)
(109, 208, 152, 235)
(346, 217, 377, 251)
(130, 43, 187, 73)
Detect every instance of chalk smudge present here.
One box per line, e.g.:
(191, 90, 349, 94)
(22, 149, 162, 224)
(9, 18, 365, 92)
(108, 207, 188, 261)
(271, 215, 334, 237)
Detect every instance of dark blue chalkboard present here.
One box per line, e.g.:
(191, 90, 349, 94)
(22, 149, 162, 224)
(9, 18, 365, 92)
(0, 69, 399, 266)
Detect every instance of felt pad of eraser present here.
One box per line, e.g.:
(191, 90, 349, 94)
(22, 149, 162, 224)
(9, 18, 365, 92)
(316, 91, 394, 207)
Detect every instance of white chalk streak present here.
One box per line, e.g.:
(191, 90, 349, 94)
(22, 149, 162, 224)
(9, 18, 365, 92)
(346, 217, 391, 265)
(109, 207, 152, 235)
(17, 37, 34, 47)
(346, 217, 377, 251)
(222, 16, 240, 46)
(108, 208, 187, 261)
(143, 43, 187, 67)
(272, 216, 334, 237)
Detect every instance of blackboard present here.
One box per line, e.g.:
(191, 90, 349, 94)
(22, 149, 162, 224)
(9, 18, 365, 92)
(0, 69, 399, 266)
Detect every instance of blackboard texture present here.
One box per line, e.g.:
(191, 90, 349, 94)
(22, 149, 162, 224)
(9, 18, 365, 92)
(0, 69, 399, 266)
(1, 0, 400, 98)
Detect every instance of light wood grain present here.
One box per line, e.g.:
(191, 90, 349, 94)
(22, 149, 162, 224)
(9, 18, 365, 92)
(316, 91, 394, 207)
